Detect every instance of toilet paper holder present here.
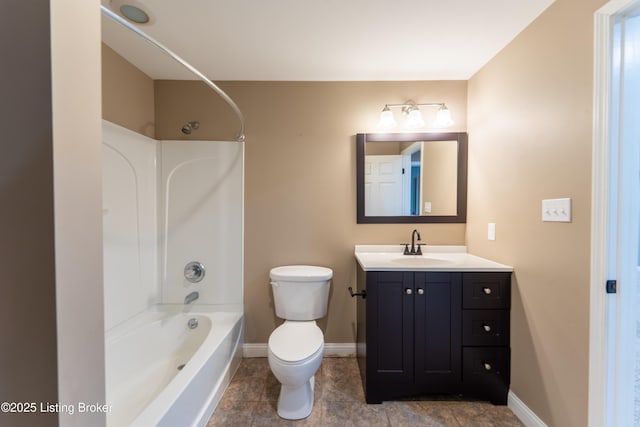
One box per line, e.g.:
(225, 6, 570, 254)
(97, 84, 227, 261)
(348, 286, 366, 299)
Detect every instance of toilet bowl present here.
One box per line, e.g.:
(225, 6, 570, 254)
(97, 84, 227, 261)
(267, 320, 324, 419)
(267, 265, 332, 420)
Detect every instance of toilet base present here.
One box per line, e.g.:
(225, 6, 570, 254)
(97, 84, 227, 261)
(277, 376, 315, 420)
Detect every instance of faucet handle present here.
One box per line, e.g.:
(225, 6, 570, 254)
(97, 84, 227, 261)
(184, 261, 205, 283)
(402, 244, 411, 255)
(416, 244, 426, 255)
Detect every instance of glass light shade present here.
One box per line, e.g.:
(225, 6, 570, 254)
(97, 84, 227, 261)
(120, 5, 150, 23)
(406, 108, 425, 128)
(378, 107, 397, 129)
(434, 105, 454, 127)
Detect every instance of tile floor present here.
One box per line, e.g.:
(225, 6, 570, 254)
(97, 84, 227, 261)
(206, 357, 524, 426)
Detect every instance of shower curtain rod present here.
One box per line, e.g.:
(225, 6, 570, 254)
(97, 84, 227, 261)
(100, 5, 246, 143)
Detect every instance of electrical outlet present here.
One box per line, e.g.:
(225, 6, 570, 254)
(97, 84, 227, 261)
(488, 223, 496, 241)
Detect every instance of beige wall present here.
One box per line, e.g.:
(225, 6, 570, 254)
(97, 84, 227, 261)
(154, 81, 468, 343)
(467, 0, 605, 425)
(102, 43, 155, 138)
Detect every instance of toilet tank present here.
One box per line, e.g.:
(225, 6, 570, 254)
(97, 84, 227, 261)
(270, 265, 332, 320)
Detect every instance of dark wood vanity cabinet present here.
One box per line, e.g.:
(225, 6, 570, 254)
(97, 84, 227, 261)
(356, 267, 511, 405)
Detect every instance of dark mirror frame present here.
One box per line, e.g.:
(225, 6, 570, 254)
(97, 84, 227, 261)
(356, 132, 468, 224)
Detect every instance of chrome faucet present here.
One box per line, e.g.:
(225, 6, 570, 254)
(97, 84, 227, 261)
(403, 229, 423, 255)
(184, 291, 199, 305)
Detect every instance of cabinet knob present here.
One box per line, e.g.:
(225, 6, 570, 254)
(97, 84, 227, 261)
(482, 324, 492, 332)
(482, 287, 492, 295)
(483, 362, 492, 371)
(417, 288, 424, 295)
(405, 288, 412, 295)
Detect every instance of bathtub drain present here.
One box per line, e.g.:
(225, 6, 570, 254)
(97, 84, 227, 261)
(188, 318, 199, 329)
(177, 364, 186, 371)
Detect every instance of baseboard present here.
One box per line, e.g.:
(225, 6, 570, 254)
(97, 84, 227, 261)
(323, 343, 357, 357)
(243, 342, 357, 358)
(508, 391, 547, 427)
(242, 343, 268, 358)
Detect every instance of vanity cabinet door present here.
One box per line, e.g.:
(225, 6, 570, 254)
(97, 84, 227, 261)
(414, 272, 462, 390)
(366, 271, 414, 396)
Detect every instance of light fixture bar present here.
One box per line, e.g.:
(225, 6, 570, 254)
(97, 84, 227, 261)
(377, 101, 453, 129)
(383, 102, 445, 108)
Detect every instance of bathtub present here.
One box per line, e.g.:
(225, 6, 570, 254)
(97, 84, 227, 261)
(105, 307, 243, 427)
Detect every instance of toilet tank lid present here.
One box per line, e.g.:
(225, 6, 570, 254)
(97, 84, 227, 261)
(269, 321, 323, 362)
(270, 265, 333, 282)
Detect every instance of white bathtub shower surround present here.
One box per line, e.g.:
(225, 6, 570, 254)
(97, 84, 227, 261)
(102, 122, 244, 325)
(102, 120, 244, 426)
(160, 141, 243, 307)
(105, 308, 243, 427)
(102, 122, 158, 330)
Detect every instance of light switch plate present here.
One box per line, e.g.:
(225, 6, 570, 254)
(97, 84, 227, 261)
(542, 198, 571, 222)
(424, 202, 432, 213)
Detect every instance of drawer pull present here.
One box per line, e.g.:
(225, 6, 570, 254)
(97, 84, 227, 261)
(482, 324, 492, 332)
(417, 288, 424, 295)
(483, 362, 492, 371)
(482, 287, 492, 295)
(405, 288, 412, 295)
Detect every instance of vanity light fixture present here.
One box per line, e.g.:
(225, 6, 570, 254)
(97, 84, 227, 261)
(378, 105, 397, 129)
(434, 104, 454, 127)
(406, 107, 425, 129)
(378, 101, 454, 129)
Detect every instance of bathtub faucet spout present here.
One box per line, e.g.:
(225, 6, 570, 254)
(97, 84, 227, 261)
(184, 291, 199, 305)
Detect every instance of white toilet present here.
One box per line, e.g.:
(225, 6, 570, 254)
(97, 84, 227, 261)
(267, 265, 332, 420)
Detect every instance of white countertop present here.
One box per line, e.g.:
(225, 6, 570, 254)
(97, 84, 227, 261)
(355, 245, 513, 272)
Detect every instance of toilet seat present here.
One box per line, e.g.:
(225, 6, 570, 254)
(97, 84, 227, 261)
(268, 321, 323, 363)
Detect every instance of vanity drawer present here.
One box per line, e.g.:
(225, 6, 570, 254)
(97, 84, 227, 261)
(462, 347, 510, 404)
(462, 347, 511, 384)
(462, 273, 511, 309)
(462, 310, 509, 346)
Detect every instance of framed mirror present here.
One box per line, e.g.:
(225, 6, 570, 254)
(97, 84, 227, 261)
(356, 132, 467, 223)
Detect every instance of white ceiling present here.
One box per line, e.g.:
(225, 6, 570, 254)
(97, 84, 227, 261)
(101, 0, 555, 81)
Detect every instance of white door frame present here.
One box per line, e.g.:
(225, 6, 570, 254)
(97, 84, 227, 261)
(589, 1, 640, 425)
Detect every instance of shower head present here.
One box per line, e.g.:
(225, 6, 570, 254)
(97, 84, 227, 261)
(181, 121, 200, 135)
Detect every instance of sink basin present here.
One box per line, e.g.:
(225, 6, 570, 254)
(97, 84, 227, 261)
(389, 256, 458, 267)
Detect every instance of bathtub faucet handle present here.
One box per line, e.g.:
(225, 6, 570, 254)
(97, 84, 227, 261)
(184, 261, 206, 283)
